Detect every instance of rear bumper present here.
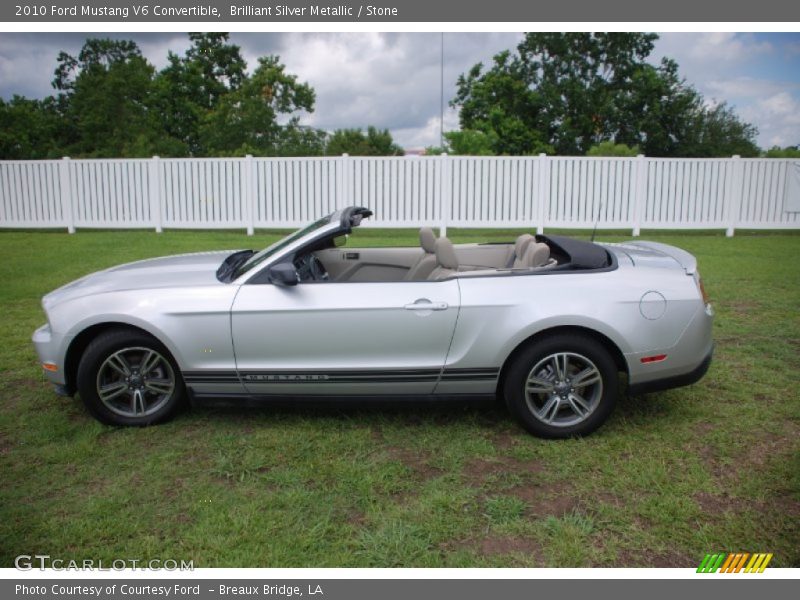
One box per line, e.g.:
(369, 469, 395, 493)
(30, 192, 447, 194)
(628, 344, 713, 395)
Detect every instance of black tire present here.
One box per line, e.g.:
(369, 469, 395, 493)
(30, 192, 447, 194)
(504, 333, 618, 438)
(76, 328, 186, 426)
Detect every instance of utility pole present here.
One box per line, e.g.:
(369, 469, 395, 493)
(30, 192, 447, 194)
(440, 32, 444, 149)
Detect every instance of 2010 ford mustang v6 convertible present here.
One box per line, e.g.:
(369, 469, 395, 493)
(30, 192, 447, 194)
(33, 207, 714, 438)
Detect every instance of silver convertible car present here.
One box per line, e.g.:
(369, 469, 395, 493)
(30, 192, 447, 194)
(33, 207, 713, 438)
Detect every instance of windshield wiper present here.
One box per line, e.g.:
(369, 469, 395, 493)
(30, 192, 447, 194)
(216, 250, 255, 283)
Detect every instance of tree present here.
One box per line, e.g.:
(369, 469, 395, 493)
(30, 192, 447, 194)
(612, 58, 702, 156)
(453, 33, 759, 157)
(454, 34, 659, 155)
(0, 96, 65, 159)
(153, 33, 247, 155)
(52, 38, 174, 157)
(680, 102, 760, 157)
(586, 141, 640, 157)
(198, 56, 316, 156)
(325, 127, 404, 156)
(425, 129, 499, 156)
(273, 125, 327, 157)
(764, 145, 800, 158)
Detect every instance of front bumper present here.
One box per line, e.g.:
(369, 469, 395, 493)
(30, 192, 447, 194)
(628, 344, 713, 395)
(32, 323, 68, 386)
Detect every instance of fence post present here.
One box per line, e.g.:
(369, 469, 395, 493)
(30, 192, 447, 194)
(148, 156, 163, 233)
(343, 153, 351, 208)
(244, 154, 255, 236)
(537, 153, 547, 234)
(726, 155, 743, 237)
(632, 154, 647, 237)
(439, 153, 450, 237)
(59, 157, 75, 234)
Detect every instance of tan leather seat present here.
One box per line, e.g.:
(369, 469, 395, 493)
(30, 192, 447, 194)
(521, 242, 550, 268)
(507, 233, 535, 268)
(427, 238, 459, 280)
(405, 227, 439, 281)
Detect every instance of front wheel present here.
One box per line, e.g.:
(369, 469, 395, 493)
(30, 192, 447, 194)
(76, 329, 186, 426)
(504, 334, 618, 438)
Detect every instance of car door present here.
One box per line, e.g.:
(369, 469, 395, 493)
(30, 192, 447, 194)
(230, 279, 460, 396)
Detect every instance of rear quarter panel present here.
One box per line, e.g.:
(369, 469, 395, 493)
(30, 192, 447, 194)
(440, 266, 703, 393)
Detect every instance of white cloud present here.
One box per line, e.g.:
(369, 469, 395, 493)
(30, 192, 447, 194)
(263, 32, 521, 147)
(705, 77, 796, 100)
(393, 106, 461, 149)
(654, 33, 800, 149)
(688, 32, 773, 62)
(739, 92, 800, 147)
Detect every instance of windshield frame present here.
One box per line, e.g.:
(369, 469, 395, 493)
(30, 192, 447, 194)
(231, 213, 337, 281)
(232, 207, 374, 284)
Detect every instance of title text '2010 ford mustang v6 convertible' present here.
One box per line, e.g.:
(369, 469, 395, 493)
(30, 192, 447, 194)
(33, 207, 713, 438)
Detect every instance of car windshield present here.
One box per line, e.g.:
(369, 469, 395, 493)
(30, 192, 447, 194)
(233, 214, 333, 279)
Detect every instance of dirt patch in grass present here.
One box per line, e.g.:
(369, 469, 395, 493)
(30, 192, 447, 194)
(445, 535, 543, 559)
(489, 428, 531, 451)
(346, 509, 367, 527)
(694, 491, 747, 514)
(463, 455, 580, 518)
(463, 455, 544, 487)
(725, 300, 760, 316)
(385, 445, 444, 480)
(582, 491, 625, 510)
(0, 430, 13, 456)
(695, 489, 800, 520)
(508, 481, 579, 518)
(616, 547, 696, 568)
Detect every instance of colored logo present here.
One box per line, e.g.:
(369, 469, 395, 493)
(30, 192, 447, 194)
(697, 553, 773, 573)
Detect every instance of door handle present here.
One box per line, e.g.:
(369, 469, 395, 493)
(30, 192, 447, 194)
(404, 299, 448, 311)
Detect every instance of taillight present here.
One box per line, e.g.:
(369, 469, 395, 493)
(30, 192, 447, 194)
(698, 276, 710, 305)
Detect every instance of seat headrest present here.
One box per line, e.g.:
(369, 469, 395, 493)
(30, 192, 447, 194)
(434, 237, 459, 270)
(514, 233, 535, 258)
(419, 227, 436, 253)
(523, 242, 550, 268)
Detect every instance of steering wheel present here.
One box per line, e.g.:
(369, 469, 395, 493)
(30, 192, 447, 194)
(308, 254, 329, 281)
(295, 253, 329, 282)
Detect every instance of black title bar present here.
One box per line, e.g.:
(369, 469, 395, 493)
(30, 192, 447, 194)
(3, 0, 800, 22)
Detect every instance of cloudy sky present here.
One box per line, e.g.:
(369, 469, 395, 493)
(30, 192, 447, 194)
(1, 32, 798, 150)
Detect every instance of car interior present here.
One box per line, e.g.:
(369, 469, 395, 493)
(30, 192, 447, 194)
(297, 227, 559, 283)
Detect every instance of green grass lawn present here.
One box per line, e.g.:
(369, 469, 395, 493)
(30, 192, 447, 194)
(0, 227, 798, 567)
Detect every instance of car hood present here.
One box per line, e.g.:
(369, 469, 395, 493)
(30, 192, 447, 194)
(43, 251, 239, 308)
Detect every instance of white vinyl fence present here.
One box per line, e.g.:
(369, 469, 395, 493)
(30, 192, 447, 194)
(1, 155, 798, 236)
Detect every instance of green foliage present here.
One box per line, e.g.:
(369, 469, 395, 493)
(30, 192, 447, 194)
(428, 128, 547, 157)
(423, 146, 446, 156)
(679, 102, 761, 157)
(0, 34, 320, 159)
(51, 38, 173, 158)
(199, 55, 316, 156)
(0, 96, 65, 159)
(444, 129, 500, 155)
(325, 126, 404, 156)
(587, 141, 641, 157)
(764, 145, 800, 158)
(453, 33, 760, 157)
(153, 33, 247, 155)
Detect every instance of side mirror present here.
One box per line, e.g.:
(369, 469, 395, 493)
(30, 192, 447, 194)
(268, 263, 299, 287)
(333, 234, 348, 248)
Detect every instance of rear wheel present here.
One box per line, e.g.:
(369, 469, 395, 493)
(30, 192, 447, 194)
(504, 334, 618, 438)
(76, 329, 186, 426)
